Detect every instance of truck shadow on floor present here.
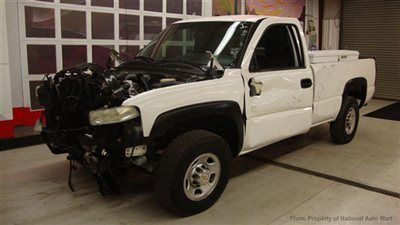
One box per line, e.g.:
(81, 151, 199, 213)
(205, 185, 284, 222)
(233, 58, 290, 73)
(112, 124, 331, 195)
(83, 124, 331, 197)
(231, 124, 331, 178)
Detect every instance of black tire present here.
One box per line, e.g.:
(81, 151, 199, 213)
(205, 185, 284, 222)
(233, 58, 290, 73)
(330, 97, 360, 144)
(155, 130, 232, 216)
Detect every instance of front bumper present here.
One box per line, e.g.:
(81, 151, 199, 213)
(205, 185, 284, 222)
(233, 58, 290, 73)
(42, 118, 148, 159)
(41, 117, 153, 195)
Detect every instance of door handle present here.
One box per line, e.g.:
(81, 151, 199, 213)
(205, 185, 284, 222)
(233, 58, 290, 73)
(301, 78, 313, 89)
(249, 77, 263, 96)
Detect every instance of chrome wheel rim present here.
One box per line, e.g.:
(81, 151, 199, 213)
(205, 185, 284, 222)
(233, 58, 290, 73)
(345, 107, 356, 135)
(183, 153, 221, 201)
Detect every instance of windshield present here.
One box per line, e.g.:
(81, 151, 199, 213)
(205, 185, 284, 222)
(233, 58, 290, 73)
(138, 21, 252, 69)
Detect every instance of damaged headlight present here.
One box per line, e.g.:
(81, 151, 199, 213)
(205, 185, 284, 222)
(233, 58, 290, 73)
(89, 106, 139, 126)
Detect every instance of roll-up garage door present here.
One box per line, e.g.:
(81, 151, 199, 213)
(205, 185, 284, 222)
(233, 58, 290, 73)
(340, 0, 400, 100)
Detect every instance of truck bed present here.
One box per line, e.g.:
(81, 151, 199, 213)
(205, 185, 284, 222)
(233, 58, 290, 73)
(309, 51, 375, 125)
(309, 50, 360, 64)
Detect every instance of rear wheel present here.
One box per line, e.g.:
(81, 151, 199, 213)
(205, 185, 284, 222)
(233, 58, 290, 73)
(330, 97, 360, 144)
(155, 130, 232, 216)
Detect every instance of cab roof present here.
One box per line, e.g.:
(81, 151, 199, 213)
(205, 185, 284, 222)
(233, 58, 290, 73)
(175, 15, 268, 23)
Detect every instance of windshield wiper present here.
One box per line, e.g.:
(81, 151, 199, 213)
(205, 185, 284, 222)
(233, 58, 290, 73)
(133, 56, 154, 64)
(158, 60, 206, 74)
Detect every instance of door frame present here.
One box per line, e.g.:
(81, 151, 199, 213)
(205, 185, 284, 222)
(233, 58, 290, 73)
(239, 17, 313, 153)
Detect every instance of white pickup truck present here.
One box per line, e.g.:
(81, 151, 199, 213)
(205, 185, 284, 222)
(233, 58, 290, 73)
(37, 15, 375, 216)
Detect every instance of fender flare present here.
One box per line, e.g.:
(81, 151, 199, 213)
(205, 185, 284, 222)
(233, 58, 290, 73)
(343, 77, 367, 107)
(150, 101, 244, 152)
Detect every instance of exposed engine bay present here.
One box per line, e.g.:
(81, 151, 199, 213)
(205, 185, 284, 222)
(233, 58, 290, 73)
(38, 60, 209, 115)
(36, 56, 214, 195)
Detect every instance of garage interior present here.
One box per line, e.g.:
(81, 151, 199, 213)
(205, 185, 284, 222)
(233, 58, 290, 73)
(1, 0, 399, 224)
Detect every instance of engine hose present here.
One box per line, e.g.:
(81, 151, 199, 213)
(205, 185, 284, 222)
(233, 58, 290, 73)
(138, 74, 150, 91)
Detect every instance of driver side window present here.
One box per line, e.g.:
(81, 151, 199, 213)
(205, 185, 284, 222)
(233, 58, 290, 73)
(250, 24, 304, 72)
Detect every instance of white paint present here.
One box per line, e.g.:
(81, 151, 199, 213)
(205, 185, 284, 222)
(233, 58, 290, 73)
(203, 0, 212, 17)
(214, 22, 241, 56)
(125, 147, 133, 157)
(309, 50, 359, 63)
(321, 0, 341, 50)
(311, 59, 376, 102)
(322, 19, 340, 50)
(241, 107, 312, 154)
(365, 86, 375, 104)
(311, 96, 342, 124)
(122, 69, 245, 137)
(126, 145, 147, 157)
(311, 58, 376, 124)
(122, 16, 375, 155)
(240, 17, 313, 150)
(176, 15, 268, 23)
(5, 0, 23, 107)
(132, 145, 147, 157)
(0, 0, 13, 120)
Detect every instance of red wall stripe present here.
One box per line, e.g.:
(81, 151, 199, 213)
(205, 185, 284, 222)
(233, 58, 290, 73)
(0, 107, 43, 138)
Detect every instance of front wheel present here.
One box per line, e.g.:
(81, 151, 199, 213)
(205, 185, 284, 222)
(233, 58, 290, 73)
(155, 130, 232, 216)
(330, 97, 360, 144)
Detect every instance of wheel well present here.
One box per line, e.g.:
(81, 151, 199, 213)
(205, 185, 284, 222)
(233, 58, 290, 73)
(343, 78, 367, 108)
(153, 115, 242, 157)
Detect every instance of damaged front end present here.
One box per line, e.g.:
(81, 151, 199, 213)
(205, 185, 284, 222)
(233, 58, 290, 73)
(36, 20, 249, 195)
(36, 55, 211, 194)
(36, 62, 135, 194)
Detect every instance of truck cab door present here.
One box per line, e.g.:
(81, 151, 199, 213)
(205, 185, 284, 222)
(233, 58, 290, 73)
(240, 19, 313, 152)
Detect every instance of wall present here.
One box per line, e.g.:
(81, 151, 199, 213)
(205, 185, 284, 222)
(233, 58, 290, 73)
(5, 0, 23, 108)
(324, 0, 340, 18)
(322, 0, 341, 50)
(1, 0, 13, 121)
(305, 0, 319, 50)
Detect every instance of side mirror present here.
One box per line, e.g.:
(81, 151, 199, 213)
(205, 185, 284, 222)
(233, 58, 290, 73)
(249, 77, 263, 96)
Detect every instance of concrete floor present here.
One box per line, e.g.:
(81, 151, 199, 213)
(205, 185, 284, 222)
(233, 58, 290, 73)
(1, 99, 399, 225)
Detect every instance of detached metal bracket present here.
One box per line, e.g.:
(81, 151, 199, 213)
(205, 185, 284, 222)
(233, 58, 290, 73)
(67, 156, 77, 192)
